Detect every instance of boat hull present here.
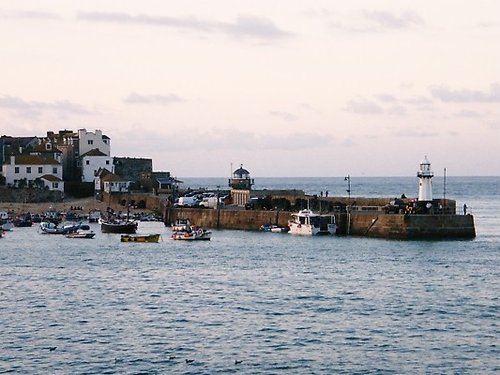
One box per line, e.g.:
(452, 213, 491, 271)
(121, 234, 161, 243)
(171, 230, 211, 241)
(101, 221, 137, 234)
(65, 232, 96, 239)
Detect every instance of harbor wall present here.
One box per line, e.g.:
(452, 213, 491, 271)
(165, 208, 475, 239)
(338, 212, 475, 239)
(165, 208, 290, 231)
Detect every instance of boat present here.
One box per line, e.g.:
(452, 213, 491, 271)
(259, 223, 288, 233)
(288, 209, 336, 235)
(88, 209, 102, 223)
(171, 218, 212, 240)
(40, 221, 89, 235)
(100, 219, 137, 234)
(13, 214, 33, 227)
(1, 222, 14, 232)
(171, 218, 193, 232)
(65, 231, 96, 239)
(120, 233, 161, 243)
(171, 228, 212, 241)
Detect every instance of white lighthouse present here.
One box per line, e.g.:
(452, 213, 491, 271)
(417, 156, 434, 201)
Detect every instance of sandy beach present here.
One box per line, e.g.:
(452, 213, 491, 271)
(0, 197, 157, 216)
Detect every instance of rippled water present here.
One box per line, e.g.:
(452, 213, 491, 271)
(1, 177, 499, 374)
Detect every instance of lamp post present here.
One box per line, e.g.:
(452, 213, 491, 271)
(344, 175, 351, 208)
(344, 175, 351, 235)
(216, 184, 221, 229)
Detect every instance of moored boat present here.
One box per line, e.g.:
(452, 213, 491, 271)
(260, 223, 288, 233)
(288, 209, 336, 235)
(120, 233, 161, 243)
(172, 218, 193, 232)
(100, 219, 138, 234)
(40, 221, 89, 234)
(65, 231, 96, 239)
(1, 222, 14, 232)
(171, 228, 211, 241)
(13, 214, 33, 227)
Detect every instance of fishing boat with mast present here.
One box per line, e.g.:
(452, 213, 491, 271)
(100, 205, 137, 234)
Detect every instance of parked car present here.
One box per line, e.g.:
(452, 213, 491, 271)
(199, 197, 219, 209)
(175, 196, 199, 207)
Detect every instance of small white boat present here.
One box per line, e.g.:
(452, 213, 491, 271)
(1, 222, 14, 232)
(260, 223, 288, 233)
(65, 231, 96, 239)
(40, 221, 90, 235)
(288, 209, 336, 236)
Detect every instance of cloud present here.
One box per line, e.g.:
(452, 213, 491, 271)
(345, 99, 383, 114)
(386, 105, 407, 116)
(0, 95, 92, 118)
(118, 127, 333, 152)
(221, 15, 290, 39)
(403, 96, 433, 105)
(330, 10, 424, 33)
(0, 10, 61, 20)
(454, 110, 482, 118)
(394, 129, 438, 138)
(362, 10, 424, 30)
(77, 11, 290, 41)
(375, 94, 397, 103)
(269, 111, 298, 122)
(123, 93, 184, 106)
(430, 83, 500, 102)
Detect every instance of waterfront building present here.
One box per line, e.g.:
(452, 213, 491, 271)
(77, 129, 110, 158)
(81, 148, 114, 183)
(229, 164, 254, 206)
(2, 155, 63, 191)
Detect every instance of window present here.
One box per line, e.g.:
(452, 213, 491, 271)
(52, 167, 58, 174)
(86, 160, 90, 165)
(15, 167, 19, 174)
(38, 167, 43, 173)
(53, 183, 58, 189)
(26, 167, 31, 173)
(88, 140, 93, 145)
(106, 160, 110, 165)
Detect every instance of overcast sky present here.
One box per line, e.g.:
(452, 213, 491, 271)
(1, 0, 499, 177)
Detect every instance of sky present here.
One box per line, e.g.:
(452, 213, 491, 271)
(1, 0, 499, 177)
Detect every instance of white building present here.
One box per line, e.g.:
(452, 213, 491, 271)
(102, 173, 130, 194)
(2, 155, 63, 190)
(81, 148, 114, 183)
(78, 129, 110, 158)
(40, 174, 64, 192)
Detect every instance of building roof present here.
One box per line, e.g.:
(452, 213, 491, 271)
(102, 173, 128, 182)
(95, 167, 113, 177)
(81, 148, 107, 157)
(4, 155, 60, 165)
(40, 174, 62, 182)
(33, 142, 62, 153)
(233, 164, 250, 176)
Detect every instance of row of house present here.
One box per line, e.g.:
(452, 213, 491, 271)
(1, 129, 179, 197)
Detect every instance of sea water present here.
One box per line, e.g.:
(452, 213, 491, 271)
(0, 177, 499, 374)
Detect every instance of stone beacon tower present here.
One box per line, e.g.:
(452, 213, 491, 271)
(417, 156, 433, 202)
(229, 164, 254, 206)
